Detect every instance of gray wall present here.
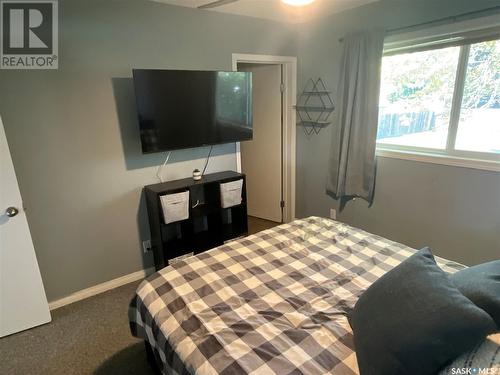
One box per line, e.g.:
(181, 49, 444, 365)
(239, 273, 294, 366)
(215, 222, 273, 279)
(296, 0, 500, 265)
(0, 0, 297, 301)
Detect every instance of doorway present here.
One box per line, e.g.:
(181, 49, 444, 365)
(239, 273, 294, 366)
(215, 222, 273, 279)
(232, 54, 296, 224)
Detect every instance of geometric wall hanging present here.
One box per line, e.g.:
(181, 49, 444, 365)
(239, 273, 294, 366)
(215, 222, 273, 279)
(296, 78, 335, 135)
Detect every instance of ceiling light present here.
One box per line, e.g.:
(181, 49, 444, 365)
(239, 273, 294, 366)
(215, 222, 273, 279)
(281, 0, 316, 6)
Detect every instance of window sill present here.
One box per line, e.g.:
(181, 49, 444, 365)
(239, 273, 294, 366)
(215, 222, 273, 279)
(376, 148, 500, 173)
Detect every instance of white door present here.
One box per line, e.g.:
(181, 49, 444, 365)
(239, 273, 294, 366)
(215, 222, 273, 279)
(240, 64, 282, 223)
(0, 116, 51, 337)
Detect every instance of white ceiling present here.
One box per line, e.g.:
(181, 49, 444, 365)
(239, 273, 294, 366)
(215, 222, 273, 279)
(153, 0, 378, 24)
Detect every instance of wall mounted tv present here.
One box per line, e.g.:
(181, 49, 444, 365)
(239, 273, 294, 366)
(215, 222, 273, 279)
(132, 69, 253, 153)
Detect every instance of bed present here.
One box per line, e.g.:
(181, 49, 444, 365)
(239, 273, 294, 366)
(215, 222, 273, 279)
(129, 216, 495, 374)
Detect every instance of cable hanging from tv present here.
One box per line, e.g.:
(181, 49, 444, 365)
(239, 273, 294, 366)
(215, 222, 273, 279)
(156, 151, 172, 183)
(202, 145, 213, 177)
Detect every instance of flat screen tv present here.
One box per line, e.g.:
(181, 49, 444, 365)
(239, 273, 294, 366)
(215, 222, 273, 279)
(132, 69, 253, 153)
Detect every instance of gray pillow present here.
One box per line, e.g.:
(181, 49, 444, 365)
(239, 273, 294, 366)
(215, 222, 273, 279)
(450, 260, 500, 329)
(349, 247, 496, 375)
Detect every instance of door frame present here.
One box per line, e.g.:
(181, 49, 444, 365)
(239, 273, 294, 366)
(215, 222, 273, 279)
(232, 53, 297, 222)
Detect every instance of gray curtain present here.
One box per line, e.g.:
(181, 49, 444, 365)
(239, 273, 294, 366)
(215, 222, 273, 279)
(326, 29, 385, 210)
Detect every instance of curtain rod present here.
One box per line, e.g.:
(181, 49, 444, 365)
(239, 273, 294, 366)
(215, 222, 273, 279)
(338, 5, 500, 42)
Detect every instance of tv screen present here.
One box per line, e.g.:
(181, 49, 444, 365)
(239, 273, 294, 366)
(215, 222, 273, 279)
(132, 69, 253, 153)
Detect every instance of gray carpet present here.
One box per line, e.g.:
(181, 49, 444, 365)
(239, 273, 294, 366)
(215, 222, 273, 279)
(0, 217, 277, 375)
(0, 281, 155, 375)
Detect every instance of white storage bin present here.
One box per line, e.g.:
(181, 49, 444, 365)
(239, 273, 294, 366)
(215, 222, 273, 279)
(160, 191, 189, 224)
(220, 179, 243, 208)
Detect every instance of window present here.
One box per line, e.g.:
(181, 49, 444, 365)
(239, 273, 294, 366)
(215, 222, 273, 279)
(455, 41, 500, 154)
(377, 27, 500, 169)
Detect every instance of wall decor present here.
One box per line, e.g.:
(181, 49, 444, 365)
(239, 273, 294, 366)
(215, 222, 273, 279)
(296, 78, 335, 135)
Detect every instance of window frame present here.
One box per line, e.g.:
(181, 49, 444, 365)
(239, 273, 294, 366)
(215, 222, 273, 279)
(376, 15, 500, 172)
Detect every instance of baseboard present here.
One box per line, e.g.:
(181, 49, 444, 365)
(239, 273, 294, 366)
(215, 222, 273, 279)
(48, 267, 154, 311)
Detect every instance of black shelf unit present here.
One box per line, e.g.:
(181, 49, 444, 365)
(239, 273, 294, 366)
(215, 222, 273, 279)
(144, 171, 248, 270)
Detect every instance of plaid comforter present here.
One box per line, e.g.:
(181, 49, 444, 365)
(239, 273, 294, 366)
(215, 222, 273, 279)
(129, 216, 466, 374)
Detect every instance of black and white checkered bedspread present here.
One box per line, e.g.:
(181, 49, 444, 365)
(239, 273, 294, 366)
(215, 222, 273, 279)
(129, 216, 466, 374)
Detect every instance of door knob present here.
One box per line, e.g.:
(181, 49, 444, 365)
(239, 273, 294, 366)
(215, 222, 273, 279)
(5, 207, 19, 217)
